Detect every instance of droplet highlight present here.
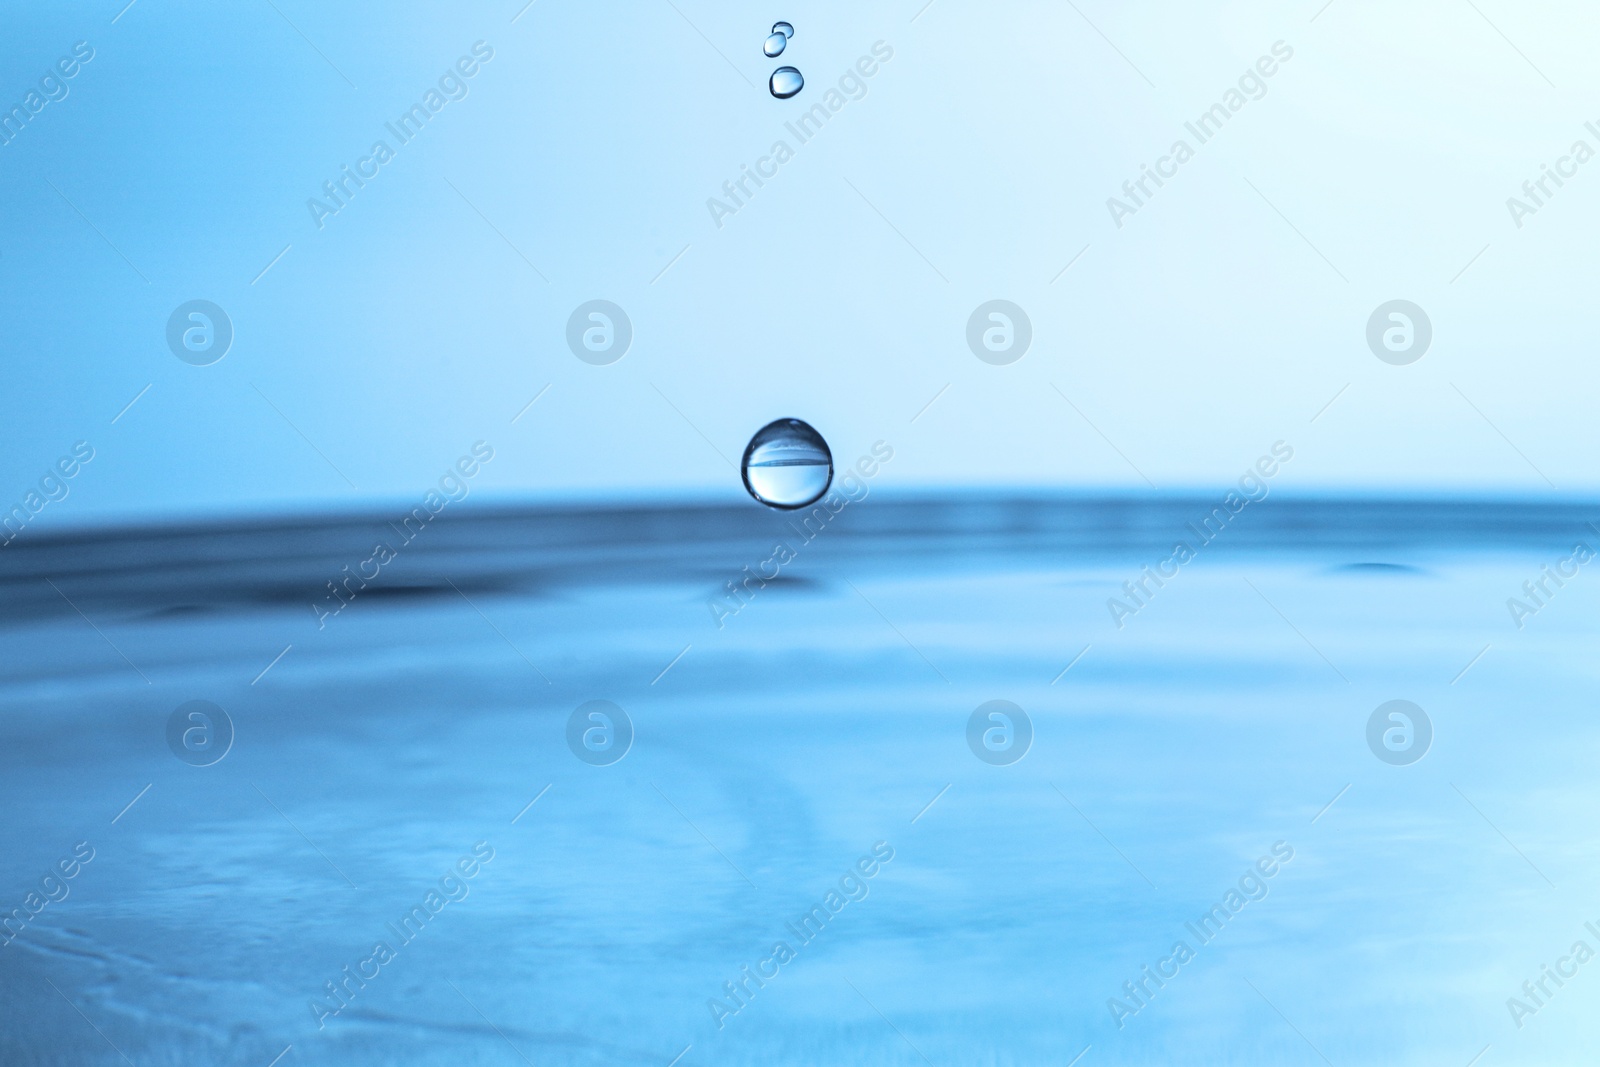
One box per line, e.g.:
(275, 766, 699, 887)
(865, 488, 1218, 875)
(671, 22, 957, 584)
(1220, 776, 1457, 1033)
(769, 66, 803, 99)
(771, 21, 794, 39)
(763, 32, 788, 57)
(741, 419, 833, 509)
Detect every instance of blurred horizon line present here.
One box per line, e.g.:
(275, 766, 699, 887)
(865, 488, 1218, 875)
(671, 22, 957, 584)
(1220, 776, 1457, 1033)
(5, 484, 1598, 546)
(3, 490, 1596, 629)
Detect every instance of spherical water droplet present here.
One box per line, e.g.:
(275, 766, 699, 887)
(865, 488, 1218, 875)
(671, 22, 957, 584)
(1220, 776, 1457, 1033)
(771, 21, 794, 39)
(741, 419, 832, 509)
(769, 66, 803, 99)
(763, 32, 787, 57)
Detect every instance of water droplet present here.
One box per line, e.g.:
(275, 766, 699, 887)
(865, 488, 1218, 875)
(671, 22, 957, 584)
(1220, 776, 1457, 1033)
(763, 32, 787, 57)
(741, 419, 832, 509)
(769, 66, 803, 99)
(771, 21, 794, 39)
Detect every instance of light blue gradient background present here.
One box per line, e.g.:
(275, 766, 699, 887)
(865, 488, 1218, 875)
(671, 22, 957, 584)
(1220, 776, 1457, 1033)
(4, 0, 1598, 532)
(6, 6, 1600, 1062)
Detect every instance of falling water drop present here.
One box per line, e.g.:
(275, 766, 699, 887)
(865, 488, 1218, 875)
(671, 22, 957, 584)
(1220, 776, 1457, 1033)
(741, 419, 833, 509)
(771, 21, 794, 39)
(763, 32, 787, 57)
(768, 66, 804, 99)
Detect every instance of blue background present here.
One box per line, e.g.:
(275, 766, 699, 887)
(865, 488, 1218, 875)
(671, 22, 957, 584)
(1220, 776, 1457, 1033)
(5, 0, 1597, 529)
(4, 5, 1600, 1066)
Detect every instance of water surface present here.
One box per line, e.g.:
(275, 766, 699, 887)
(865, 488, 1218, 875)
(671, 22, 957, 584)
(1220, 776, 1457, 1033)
(1, 496, 1596, 1065)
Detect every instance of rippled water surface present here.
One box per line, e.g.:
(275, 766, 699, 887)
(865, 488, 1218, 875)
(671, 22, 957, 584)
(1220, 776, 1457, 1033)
(2, 498, 1597, 1065)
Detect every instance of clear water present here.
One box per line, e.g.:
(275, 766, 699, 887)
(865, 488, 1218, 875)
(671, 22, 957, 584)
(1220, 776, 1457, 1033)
(771, 21, 794, 39)
(768, 67, 804, 100)
(741, 419, 832, 509)
(763, 33, 787, 58)
(2, 498, 1597, 1065)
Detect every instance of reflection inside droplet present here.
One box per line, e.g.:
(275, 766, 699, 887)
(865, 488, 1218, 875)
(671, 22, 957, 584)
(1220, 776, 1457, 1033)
(741, 419, 833, 509)
(769, 66, 803, 99)
(771, 20, 794, 38)
(763, 32, 787, 57)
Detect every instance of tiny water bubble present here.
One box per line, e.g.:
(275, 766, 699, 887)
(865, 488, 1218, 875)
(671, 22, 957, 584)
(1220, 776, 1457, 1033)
(763, 32, 788, 57)
(769, 66, 803, 99)
(772, 21, 794, 38)
(741, 419, 832, 509)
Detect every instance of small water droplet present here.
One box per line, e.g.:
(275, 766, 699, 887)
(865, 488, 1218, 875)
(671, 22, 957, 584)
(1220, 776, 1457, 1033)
(741, 419, 832, 509)
(769, 66, 803, 99)
(771, 21, 794, 39)
(763, 32, 787, 57)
